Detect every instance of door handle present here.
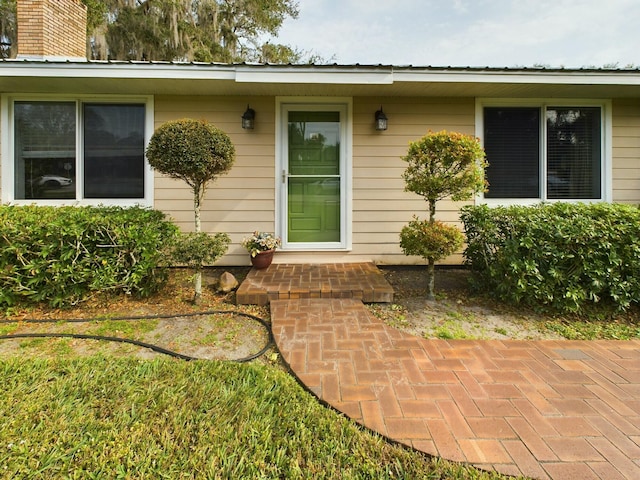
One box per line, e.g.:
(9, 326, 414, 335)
(282, 169, 287, 184)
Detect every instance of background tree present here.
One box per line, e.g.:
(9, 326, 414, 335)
(1, 0, 307, 62)
(0, 0, 16, 59)
(82, 0, 109, 58)
(400, 131, 487, 301)
(146, 118, 235, 303)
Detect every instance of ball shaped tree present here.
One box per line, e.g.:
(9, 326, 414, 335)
(146, 118, 235, 303)
(400, 130, 487, 300)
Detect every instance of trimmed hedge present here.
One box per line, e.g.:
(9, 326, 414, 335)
(0, 205, 179, 307)
(461, 203, 640, 313)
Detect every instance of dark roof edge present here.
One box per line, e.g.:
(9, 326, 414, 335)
(1, 58, 639, 74)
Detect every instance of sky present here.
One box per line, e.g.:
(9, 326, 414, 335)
(273, 0, 640, 68)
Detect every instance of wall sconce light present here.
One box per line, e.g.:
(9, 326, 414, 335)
(375, 107, 388, 131)
(242, 105, 255, 130)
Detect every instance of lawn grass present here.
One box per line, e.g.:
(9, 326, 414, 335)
(89, 319, 159, 339)
(543, 316, 640, 340)
(0, 357, 513, 479)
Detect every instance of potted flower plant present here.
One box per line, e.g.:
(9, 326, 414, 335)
(241, 231, 281, 268)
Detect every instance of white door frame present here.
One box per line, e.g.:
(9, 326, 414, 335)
(275, 97, 352, 251)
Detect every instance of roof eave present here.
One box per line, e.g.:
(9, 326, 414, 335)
(1, 61, 639, 97)
(1, 60, 639, 83)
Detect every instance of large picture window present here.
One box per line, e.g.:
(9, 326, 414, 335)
(482, 104, 604, 202)
(10, 99, 150, 204)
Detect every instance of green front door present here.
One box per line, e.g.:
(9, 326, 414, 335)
(286, 111, 341, 243)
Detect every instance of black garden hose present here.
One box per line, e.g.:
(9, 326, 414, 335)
(0, 310, 273, 363)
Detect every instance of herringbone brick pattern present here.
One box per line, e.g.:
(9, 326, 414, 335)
(236, 263, 394, 305)
(271, 298, 640, 480)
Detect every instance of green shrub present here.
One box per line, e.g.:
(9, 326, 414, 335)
(146, 119, 235, 192)
(400, 217, 464, 261)
(169, 231, 230, 270)
(0, 205, 179, 307)
(461, 203, 640, 313)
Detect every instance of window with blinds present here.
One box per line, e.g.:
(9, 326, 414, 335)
(13, 99, 147, 203)
(484, 107, 540, 198)
(546, 107, 601, 199)
(483, 105, 602, 201)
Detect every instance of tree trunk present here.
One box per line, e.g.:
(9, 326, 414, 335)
(427, 198, 437, 301)
(193, 267, 202, 305)
(194, 186, 202, 233)
(428, 199, 436, 223)
(193, 186, 203, 304)
(426, 257, 436, 301)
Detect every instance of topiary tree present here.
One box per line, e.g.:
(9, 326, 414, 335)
(146, 118, 235, 303)
(400, 130, 487, 300)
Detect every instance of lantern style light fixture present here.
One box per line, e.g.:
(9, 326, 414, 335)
(242, 105, 255, 129)
(375, 107, 388, 131)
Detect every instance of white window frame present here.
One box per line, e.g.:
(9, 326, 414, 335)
(1, 94, 155, 207)
(275, 97, 353, 251)
(475, 98, 612, 205)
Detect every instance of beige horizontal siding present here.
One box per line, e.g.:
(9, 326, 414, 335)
(153, 96, 276, 242)
(352, 96, 475, 265)
(267, 251, 463, 266)
(154, 95, 277, 266)
(151, 95, 640, 265)
(612, 99, 640, 204)
(152, 95, 477, 266)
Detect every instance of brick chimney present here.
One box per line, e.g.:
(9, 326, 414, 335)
(17, 0, 87, 61)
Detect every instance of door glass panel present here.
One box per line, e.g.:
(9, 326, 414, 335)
(287, 111, 340, 243)
(14, 101, 76, 200)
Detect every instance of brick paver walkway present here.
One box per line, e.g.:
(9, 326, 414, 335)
(271, 298, 640, 480)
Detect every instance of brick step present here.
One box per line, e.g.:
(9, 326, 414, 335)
(236, 262, 394, 306)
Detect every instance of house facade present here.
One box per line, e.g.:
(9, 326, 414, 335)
(2, 0, 640, 266)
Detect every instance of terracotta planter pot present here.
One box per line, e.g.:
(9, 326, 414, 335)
(250, 249, 275, 269)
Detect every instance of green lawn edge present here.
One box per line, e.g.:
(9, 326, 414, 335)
(0, 357, 517, 479)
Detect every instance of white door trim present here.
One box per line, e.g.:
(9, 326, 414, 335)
(275, 97, 353, 251)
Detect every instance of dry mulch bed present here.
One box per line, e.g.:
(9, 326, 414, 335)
(0, 267, 271, 361)
(2, 266, 638, 361)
